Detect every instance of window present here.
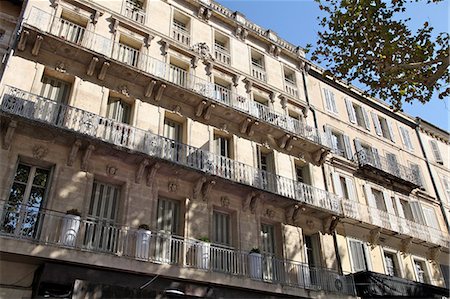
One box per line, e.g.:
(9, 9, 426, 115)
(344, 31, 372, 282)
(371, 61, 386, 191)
(157, 197, 180, 234)
(399, 126, 414, 151)
(372, 113, 395, 142)
(107, 97, 131, 124)
(441, 176, 450, 204)
(169, 59, 188, 87)
(214, 135, 231, 158)
(261, 223, 276, 255)
(172, 13, 190, 46)
(213, 211, 231, 246)
(250, 50, 266, 81)
(257, 147, 275, 190)
(57, 12, 87, 44)
(213, 80, 232, 104)
(325, 126, 352, 159)
(122, 0, 145, 24)
(284, 68, 298, 98)
(214, 32, 230, 65)
(163, 118, 182, 143)
(409, 162, 424, 188)
(295, 164, 311, 185)
(40, 75, 71, 103)
(85, 181, 120, 252)
(332, 172, 356, 201)
(413, 259, 428, 283)
(344, 99, 370, 130)
(348, 239, 370, 272)
(430, 140, 443, 164)
(323, 88, 338, 114)
(2, 163, 50, 237)
(422, 206, 440, 230)
(116, 39, 140, 67)
(383, 251, 400, 277)
(372, 189, 387, 212)
(400, 199, 414, 221)
(386, 152, 400, 174)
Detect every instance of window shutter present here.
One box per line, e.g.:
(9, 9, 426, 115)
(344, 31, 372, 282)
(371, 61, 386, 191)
(430, 140, 443, 164)
(371, 112, 382, 136)
(386, 119, 396, 142)
(422, 206, 440, 230)
(410, 201, 426, 225)
(345, 177, 357, 201)
(345, 98, 357, 123)
(323, 88, 332, 111)
(329, 91, 338, 113)
(400, 126, 413, 151)
(361, 107, 371, 131)
(349, 240, 367, 272)
(364, 185, 376, 208)
(343, 135, 353, 160)
(354, 138, 363, 153)
(332, 172, 343, 197)
(324, 125, 335, 152)
(441, 177, 450, 204)
(394, 196, 405, 218)
(383, 191, 395, 215)
(370, 147, 381, 167)
(410, 163, 424, 188)
(40, 76, 71, 103)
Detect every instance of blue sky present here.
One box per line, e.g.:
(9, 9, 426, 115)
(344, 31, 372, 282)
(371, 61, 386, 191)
(218, 0, 449, 130)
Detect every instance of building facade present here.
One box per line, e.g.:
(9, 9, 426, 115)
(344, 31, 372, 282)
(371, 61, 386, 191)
(0, 0, 448, 298)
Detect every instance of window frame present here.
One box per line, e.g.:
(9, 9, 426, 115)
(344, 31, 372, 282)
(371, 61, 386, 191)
(322, 88, 338, 114)
(347, 238, 371, 272)
(382, 249, 402, 277)
(412, 256, 430, 284)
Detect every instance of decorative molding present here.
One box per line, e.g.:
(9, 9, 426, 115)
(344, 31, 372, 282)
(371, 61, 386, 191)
(158, 39, 169, 56)
(268, 44, 281, 57)
(81, 144, 95, 171)
(285, 204, 297, 225)
(67, 139, 82, 166)
(202, 180, 216, 202)
(285, 136, 297, 152)
(235, 26, 248, 41)
(203, 103, 215, 120)
(106, 164, 118, 176)
(112, 18, 119, 33)
(146, 163, 160, 187)
(242, 191, 256, 212)
(144, 34, 154, 48)
(195, 101, 208, 117)
(168, 181, 178, 193)
(17, 30, 29, 51)
(247, 121, 259, 137)
(221, 196, 230, 208)
(55, 61, 66, 73)
(2, 120, 17, 150)
(135, 159, 150, 184)
(32, 145, 48, 160)
(118, 85, 129, 97)
(198, 6, 212, 21)
(269, 91, 278, 104)
(249, 195, 260, 214)
(191, 42, 214, 62)
(91, 11, 101, 24)
(265, 208, 275, 219)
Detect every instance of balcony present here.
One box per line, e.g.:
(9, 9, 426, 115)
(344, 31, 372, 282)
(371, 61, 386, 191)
(342, 199, 449, 248)
(214, 43, 231, 65)
(1, 86, 342, 216)
(51, 18, 85, 45)
(172, 21, 190, 46)
(121, 0, 146, 24)
(284, 78, 299, 98)
(21, 7, 331, 159)
(0, 201, 356, 296)
(354, 150, 422, 190)
(251, 61, 267, 82)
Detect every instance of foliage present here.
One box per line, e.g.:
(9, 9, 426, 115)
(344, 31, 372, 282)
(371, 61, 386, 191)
(198, 236, 211, 242)
(309, 0, 449, 111)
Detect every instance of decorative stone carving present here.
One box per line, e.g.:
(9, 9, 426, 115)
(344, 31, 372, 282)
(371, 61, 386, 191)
(173, 105, 182, 115)
(18, 30, 29, 51)
(243, 78, 253, 93)
(369, 227, 382, 248)
(232, 74, 240, 87)
(154, 84, 166, 102)
(32, 145, 48, 160)
(269, 92, 278, 104)
(67, 139, 82, 166)
(242, 192, 256, 212)
(118, 85, 129, 97)
(240, 118, 252, 134)
(285, 136, 297, 152)
(195, 101, 207, 117)
(106, 164, 118, 176)
(221, 196, 230, 208)
(81, 144, 95, 171)
(266, 30, 278, 42)
(280, 96, 287, 110)
(247, 121, 259, 137)
(401, 238, 413, 254)
(235, 26, 248, 41)
(91, 11, 101, 24)
(135, 159, 150, 184)
(278, 134, 290, 149)
(265, 208, 275, 219)
(144, 34, 154, 48)
(285, 205, 297, 225)
(168, 181, 178, 193)
(159, 39, 169, 56)
(428, 246, 441, 262)
(322, 215, 338, 234)
(249, 195, 260, 214)
(112, 18, 119, 33)
(191, 42, 214, 63)
(87, 57, 98, 76)
(198, 6, 212, 21)
(55, 61, 66, 73)
(306, 219, 315, 230)
(98, 61, 110, 80)
(268, 44, 281, 57)
(203, 103, 215, 120)
(202, 180, 216, 202)
(205, 61, 213, 76)
(145, 80, 157, 98)
(146, 163, 160, 187)
(3, 120, 17, 150)
(193, 177, 207, 200)
(32, 35, 43, 56)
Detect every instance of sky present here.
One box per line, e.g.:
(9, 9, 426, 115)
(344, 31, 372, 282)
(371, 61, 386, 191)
(217, 0, 450, 131)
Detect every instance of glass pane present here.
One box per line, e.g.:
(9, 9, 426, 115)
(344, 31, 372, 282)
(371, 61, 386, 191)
(33, 168, 49, 187)
(14, 164, 31, 183)
(28, 187, 46, 207)
(8, 182, 27, 204)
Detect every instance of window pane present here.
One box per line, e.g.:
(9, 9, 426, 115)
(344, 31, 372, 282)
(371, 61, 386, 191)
(14, 164, 31, 183)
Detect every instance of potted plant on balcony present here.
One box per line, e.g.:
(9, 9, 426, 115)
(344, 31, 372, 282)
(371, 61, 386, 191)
(249, 248, 262, 280)
(136, 224, 152, 260)
(60, 209, 81, 247)
(197, 236, 211, 270)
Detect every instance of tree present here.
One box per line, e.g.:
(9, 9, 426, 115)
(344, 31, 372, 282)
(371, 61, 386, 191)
(309, 0, 449, 111)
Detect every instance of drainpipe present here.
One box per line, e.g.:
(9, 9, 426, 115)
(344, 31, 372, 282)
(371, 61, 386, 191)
(301, 64, 343, 275)
(415, 119, 450, 231)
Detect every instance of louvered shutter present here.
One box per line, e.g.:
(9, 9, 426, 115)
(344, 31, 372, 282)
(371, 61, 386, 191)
(410, 201, 426, 225)
(394, 195, 409, 234)
(329, 91, 338, 113)
(430, 140, 443, 164)
(345, 98, 357, 123)
(213, 211, 231, 246)
(383, 190, 398, 231)
(343, 135, 353, 160)
(371, 112, 382, 136)
(361, 107, 371, 131)
(40, 76, 71, 103)
(422, 206, 440, 230)
(386, 119, 395, 142)
(371, 147, 381, 168)
(441, 177, 450, 204)
(410, 163, 424, 188)
(400, 126, 414, 151)
(323, 88, 332, 111)
(332, 172, 343, 197)
(364, 184, 380, 226)
(349, 240, 367, 272)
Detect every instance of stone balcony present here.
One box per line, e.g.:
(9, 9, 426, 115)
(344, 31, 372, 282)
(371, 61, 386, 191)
(0, 86, 343, 217)
(121, 0, 146, 24)
(19, 6, 331, 166)
(353, 150, 423, 191)
(341, 199, 449, 249)
(0, 200, 356, 297)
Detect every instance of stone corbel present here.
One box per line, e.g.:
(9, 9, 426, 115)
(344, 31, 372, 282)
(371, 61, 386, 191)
(278, 134, 290, 149)
(268, 44, 281, 57)
(293, 205, 306, 224)
(232, 74, 240, 87)
(198, 6, 212, 21)
(195, 101, 208, 117)
(81, 144, 95, 171)
(235, 26, 248, 41)
(205, 61, 213, 76)
(67, 139, 82, 166)
(31, 35, 43, 56)
(17, 30, 29, 51)
(191, 56, 199, 69)
(146, 162, 160, 187)
(369, 227, 382, 248)
(242, 192, 256, 212)
(243, 78, 253, 94)
(285, 204, 299, 225)
(135, 159, 150, 184)
(98, 61, 110, 80)
(2, 120, 17, 150)
(240, 118, 252, 134)
(401, 238, 413, 254)
(285, 136, 297, 152)
(280, 95, 287, 110)
(249, 194, 261, 214)
(311, 148, 328, 166)
(428, 247, 441, 262)
(193, 176, 207, 200)
(112, 18, 119, 33)
(159, 39, 169, 56)
(247, 121, 259, 137)
(269, 92, 278, 104)
(91, 11, 101, 24)
(322, 215, 338, 234)
(86, 57, 98, 76)
(201, 180, 216, 202)
(145, 80, 157, 98)
(144, 34, 154, 48)
(154, 84, 166, 102)
(203, 103, 215, 120)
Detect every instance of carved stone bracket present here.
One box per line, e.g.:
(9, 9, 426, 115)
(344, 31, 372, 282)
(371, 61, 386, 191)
(146, 162, 160, 187)
(87, 57, 98, 76)
(205, 61, 213, 76)
(203, 103, 215, 120)
(240, 118, 252, 134)
(145, 80, 157, 98)
(191, 56, 199, 69)
(247, 121, 259, 137)
(268, 44, 281, 57)
(154, 84, 166, 102)
(369, 227, 382, 248)
(311, 148, 328, 166)
(67, 139, 82, 166)
(278, 134, 290, 149)
(144, 34, 154, 48)
(285, 204, 298, 225)
(249, 194, 260, 214)
(98, 61, 110, 80)
(32, 35, 43, 56)
(244, 78, 253, 93)
(401, 238, 413, 254)
(428, 246, 441, 262)
(232, 74, 240, 87)
(322, 215, 339, 234)
(242, 192, 256, 212)
(198, 6, 212, 21)
(202, 180, 216, 202)
(235, 26, 248, 41)
(81, 144, 95, 171)
(221, 196, 230, 208)
(18, 30, 29, 51)
(91, 11, 101, 24)
(280, 95, 287, 110)
(112, 18, 119, 33)
(269, 92, 278, 104)
(195, 101, 208, 117)
(135, 159, 150, 184)
(193, 177, 207, 200)
(2, 120, 17, 150)
(159, 39, 169, 56)
(285, 136, 297, 152)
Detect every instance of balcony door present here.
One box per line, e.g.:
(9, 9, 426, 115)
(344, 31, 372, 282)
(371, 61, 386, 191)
(257, 147, 275, 191)
(302, 235, 321, 287)
(386, 153, 400, 175)
(84, 181, 120, 253)
(39, 76, 72, 126)
(163, 119, 183, 163)
(261, 223, 281, 282)
(2, 163, 50, 238)
(156, 197, 180, 264)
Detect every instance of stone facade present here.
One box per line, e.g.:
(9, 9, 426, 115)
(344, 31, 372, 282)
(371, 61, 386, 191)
(0, 0, 448, 298)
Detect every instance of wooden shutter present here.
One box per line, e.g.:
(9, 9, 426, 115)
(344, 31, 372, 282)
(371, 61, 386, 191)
(343, 135, 353, 160)
(441, 177, 450, 204)
(157, 197, 180, 234)
(400, 126, 413, 151)
(386, 119, 395, 142)
(422, 206, 440, 230)
(410, 163, 424, 188)
(345, 177, 357, 201)
(430, 140, 443, 164)
(88, 181, 120, 222)
(329, 91, 338, 113)
(371, 112, 382, 136)
(349, 239, 367, 272)
(410, 201, 426, 225)
(323, 88, 332, 111)
(394, 196, 405, 218)
(332, 172, 343, 197)
(261, 223, 275, 254)
(371, 147, 381, 167)
(383, 190, 398, 231)
(345, 98, 356, 124)
(213, 211, 231, 246)
(361, 107, 371, 131)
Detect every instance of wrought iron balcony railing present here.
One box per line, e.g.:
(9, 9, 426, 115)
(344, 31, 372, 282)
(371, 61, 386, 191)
(354, 150, 422, 187)
(0, 201, 356, 295)
(342, 199, 449, 248)
(24, 7, 330, 150)
(0, 86, 342, 215)
(121, 0, 146, 24)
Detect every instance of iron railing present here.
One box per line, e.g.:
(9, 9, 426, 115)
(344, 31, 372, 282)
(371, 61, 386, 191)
(341, 199, 449, 248)
(0, 86, 342, 215)
(24, 7, 331, 149)
(354, 150, 422, 187)
(0, 201, 356, 295)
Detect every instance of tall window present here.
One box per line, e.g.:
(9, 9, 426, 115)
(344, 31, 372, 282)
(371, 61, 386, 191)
(163, 119, 182, 142)
(326, 127, 352, 159)
(430, 140, 443, 164)
(116, 39, 140, 67)
(349, 239, 370, 272)
(172, 13, 190, 46)
(441, 176, 450, 204)
(122, 0, 145, 24)
(2, 163, 50, 237)
(414, 259, 428, 283)
(384, 251, 400, 277)
(323, 88, 338, 114)
(345, 99, 371, 130)
(107, 97, 131, 124)
(261, 223, 276, 255)
(399, 126, 414, 151)
(214, 32, 230, 65)
(213, 211, 231, 246)
(250, 50, 266, 81)
(40, 75, 71, 103)
(372, 189, 387, 212)
(156, 197, 180, 263)
(284, 68, 298, 98)
(214, 135, 230, 158)
(372, 113, 395, 142)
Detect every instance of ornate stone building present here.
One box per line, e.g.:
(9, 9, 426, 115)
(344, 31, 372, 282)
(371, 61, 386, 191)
(0, 0, 448, 298)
